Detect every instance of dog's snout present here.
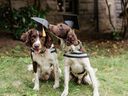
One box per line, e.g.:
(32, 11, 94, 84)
(34, 44, 39, 48)
(33, 37, 42, 50)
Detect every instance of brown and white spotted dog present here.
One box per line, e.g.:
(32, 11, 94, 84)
(49, 23, 99, 96)
(21, 28, 60, 91)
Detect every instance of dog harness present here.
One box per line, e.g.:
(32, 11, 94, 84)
(64, 51, 88, 58)
(50, 47, 57, 53)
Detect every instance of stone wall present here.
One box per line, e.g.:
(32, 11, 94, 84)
(79, 0, 94, 32)
(98, 0, 122, 32)
(78, 0, 121, 33)
(45, 0, 63, 24)
(0, 0, 122, 34)
(0, 0, 34, 9)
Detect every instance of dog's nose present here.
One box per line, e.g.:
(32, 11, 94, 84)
(34, 44, 39, 48)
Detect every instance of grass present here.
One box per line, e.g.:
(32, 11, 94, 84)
(0, 41, 128, 96)
(91, 55, 128, 96)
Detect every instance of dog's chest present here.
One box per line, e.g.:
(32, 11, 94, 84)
(32, 52, 55, 72)
(70, 59, 85, 73)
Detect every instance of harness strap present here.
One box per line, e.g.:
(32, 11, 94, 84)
(50, 48, 57, 53)
(71, 69, 87, 78)
(31, 48, 34, 52)
(64, 51, 88, 58)
(77, 69, 87, 75)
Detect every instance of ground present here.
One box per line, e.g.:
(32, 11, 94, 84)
(0, 32, 128, 96)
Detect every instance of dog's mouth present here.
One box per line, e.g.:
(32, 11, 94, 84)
(34, 47, 40, 51)
(33, 47, 40, 53)
(34, 48, 40, 53)
(32, 44, 42, 53)
(33, 47, 46, 54)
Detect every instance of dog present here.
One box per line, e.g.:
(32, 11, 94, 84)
(21, 28, 60, 91)
(49, 23, 99, 96)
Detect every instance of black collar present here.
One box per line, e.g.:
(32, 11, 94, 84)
(30, 48, 46, 54)
(31, 47, 57, 54)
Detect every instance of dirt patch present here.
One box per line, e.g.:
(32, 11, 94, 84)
(0, 32, 128, 56)
(84, 39, 128, 56)
(0, 32, 19, 47)
(0, 32, 29, 56)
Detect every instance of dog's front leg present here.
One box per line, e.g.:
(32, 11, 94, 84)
(83, 59, 99, 96)
(53, 59, 60, 89)
(32, 61, 40, 91)
(61, 59, 70, 96)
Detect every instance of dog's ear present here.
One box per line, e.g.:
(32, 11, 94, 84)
(20, 29, 32, 46)
(44, 33, 53, 48)
(46, 31, 61, 48)
(20, 32, 28, 42)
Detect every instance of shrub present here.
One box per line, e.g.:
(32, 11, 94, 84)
(0, 4, 12, 32)
(112, 31, 122, 40)
(0, 4, 47, 39)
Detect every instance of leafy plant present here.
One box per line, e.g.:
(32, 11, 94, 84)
(12, 5, 47, 39)
(0, 4, 48, 39)
(0, 4, 12, 32)
(112, 31, 122, 40)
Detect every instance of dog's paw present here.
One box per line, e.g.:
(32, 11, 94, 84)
(61, 90, 68, 96)
(83, 74, 92, 85)
(33, 86, 39, 91)
(93, 90, 99, 96)
(53, 83, 59, 89)
(77, 79, 82, 84)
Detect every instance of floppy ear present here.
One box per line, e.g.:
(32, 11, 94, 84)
(46, 31, 61, 47)
(20, 29, 32, 46)
(44, 33, 52, 48)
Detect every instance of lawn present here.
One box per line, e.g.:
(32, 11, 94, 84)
(0, 40, 128, 96)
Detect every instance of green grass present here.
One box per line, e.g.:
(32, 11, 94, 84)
(0, 42, 128, 96)
(91, 54, 128, 96)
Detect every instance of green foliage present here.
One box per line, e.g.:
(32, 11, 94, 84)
(0, 4, 47, 39)
(0, 4, 12, 32)
(112, 31, 122, 40)
(12, 5, 47, 39)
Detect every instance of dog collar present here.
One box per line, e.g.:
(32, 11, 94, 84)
(64, 51, 88, 58)
(31, 47, 56, 54)
(50, 47, 57, 53)
(31, 48, 46, 53)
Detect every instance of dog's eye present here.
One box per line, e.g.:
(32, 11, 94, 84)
(32, 35, 36, 38)
(60, 24, 63, 27)
(39, 34, 43, 38)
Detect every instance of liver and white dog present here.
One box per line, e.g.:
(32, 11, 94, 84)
(21, 28, 60, 91)
(49, 23, 99, 96)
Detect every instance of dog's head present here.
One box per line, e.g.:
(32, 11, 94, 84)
(49, 23, 78, 46)
(49, 23, 70, 39)
(21, 28, 52, 53)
